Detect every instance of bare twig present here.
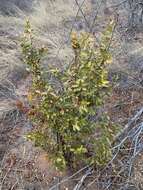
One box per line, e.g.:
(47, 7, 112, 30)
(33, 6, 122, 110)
(49, 165, 90, 190)
(114, 106, 143, 141)
(73, 167, 93, 190)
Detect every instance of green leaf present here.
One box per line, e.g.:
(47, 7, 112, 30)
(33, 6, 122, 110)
(73, 120, 80, 131)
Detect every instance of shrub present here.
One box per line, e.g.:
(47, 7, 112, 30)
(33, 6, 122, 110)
(21, 20, 117, 170)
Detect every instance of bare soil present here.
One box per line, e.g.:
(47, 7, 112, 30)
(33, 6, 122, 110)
(0, 0, 143, 189)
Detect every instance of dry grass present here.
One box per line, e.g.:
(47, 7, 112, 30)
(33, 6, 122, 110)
(0, 0, 143, 189)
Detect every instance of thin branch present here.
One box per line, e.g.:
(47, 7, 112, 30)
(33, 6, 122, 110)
(114, 106, 143, 141)
(73, 167, 93, 190)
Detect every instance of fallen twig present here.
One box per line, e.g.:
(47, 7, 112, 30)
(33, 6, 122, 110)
(73, 167, 93, 190)
(114, 106, 143, 141)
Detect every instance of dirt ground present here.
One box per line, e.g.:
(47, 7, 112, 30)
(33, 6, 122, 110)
(0, 0, 143, 189)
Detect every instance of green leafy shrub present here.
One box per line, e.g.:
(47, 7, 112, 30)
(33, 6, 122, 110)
(21, 20, 117, 170)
